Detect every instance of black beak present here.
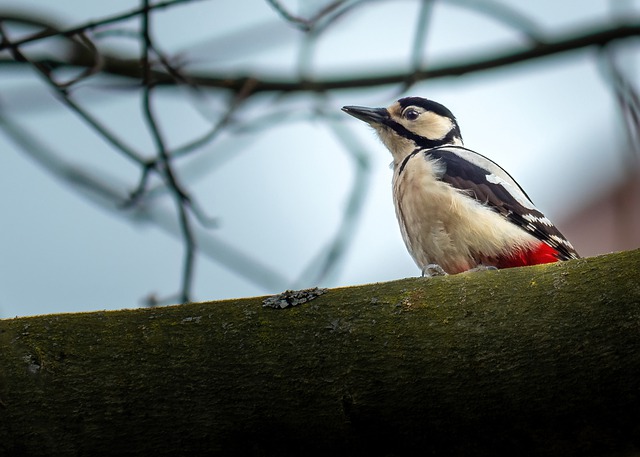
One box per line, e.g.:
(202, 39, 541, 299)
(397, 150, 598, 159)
(341, 105, 389, 125)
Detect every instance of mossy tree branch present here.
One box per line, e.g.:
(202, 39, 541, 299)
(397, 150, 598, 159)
(1, 249, 639, 457)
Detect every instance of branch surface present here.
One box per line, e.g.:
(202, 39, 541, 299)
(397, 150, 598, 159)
(1, 250, 639, 457)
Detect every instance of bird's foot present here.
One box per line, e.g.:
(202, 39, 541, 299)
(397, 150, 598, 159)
(467, 265, 498, 273)
(422, 264, 448, 277)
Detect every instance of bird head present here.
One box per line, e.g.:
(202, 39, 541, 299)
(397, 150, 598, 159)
(342, 97, 463, 164)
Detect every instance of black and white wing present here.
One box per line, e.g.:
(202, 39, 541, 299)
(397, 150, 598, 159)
(419, 145, 579, 260)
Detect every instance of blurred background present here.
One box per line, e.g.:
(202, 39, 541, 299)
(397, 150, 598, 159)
(1, 0, 639, 317)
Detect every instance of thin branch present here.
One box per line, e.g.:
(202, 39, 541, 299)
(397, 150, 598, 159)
(265, 0, 349, 32)
(397, 0, 435, 94)
(140, 0, 197, 304)
(170, 77, 259, 159)
(50, 31, 104, 89)
(599, 45, 640, 163)
(0, 0, 206, 51)
(411, 0, 434, 71)
(3, 23, 637, 93)
(444, 0, 545, 44)
(0, 22, 147, 166)
(123, 160, 158, 208)
(125, 16, 220, 227)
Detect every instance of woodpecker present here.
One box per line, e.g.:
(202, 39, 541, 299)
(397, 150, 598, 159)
(342, 97, 579, 276)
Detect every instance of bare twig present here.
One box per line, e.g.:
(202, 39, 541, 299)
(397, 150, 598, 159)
(0, 23, 146, 166)
(398, 0, 435, 94)
(445, 0, 544, 44)
(599, 45, 640, 162)
(0, 0, 206, 51)
(3, 23, 637, 93)
(265, 0, 349, 32)
(411, 0, 435, 71)
(171, 77, 259, 159)
(140, 0, 197, 304)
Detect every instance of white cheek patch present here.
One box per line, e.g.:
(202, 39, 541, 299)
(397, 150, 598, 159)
(486, 173, 535, 210)
(417, 113, 453, 140)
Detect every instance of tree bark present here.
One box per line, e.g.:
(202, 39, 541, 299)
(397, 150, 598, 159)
(1, 250, 639, 457)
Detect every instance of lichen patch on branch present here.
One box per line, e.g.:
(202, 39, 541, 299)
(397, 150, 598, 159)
(262, 287, 328, 309)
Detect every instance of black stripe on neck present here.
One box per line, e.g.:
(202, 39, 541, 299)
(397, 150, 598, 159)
(386, 120, 460, 149)
(397, 147, 423, 175)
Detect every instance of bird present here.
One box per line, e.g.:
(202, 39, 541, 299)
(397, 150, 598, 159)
(341, 96, 579, 276)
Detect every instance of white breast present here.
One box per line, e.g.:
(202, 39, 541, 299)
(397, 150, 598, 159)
(392, 153, 538, 273)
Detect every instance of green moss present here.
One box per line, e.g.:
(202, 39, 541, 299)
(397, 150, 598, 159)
(1, 250, 639, 456)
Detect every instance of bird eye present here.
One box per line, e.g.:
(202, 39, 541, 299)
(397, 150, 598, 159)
(403, 108, 420, 121)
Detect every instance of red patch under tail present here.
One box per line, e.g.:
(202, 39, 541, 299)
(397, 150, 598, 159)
(494, 243, 560, 269)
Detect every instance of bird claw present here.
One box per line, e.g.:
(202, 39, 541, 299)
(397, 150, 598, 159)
(422, 264, 448, 277)
(467, 265, 498, 273)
